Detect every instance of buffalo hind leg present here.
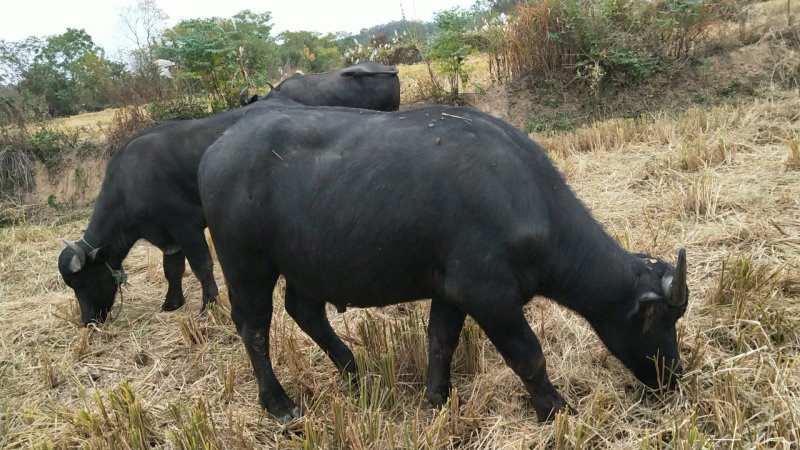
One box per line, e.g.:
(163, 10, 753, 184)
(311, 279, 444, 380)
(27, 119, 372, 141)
(464, 298, 572, 422)
(229, 273, 300, 424)
(161, 251, 186, 311)
(425, 298, 466, 407)
(284, 283, 358, 385)
(171, 227, 219, 311)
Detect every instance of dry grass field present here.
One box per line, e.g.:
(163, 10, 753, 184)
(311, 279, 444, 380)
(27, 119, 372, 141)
(2, 2, 800, 446)
(2, 90, 798, 448)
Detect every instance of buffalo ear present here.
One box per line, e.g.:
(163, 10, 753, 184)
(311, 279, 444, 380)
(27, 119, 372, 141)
(627, 292, 661, 320)
(88, 247, 102, 262)
(68, 255, 83, 273)
(62, 238, 86, 273)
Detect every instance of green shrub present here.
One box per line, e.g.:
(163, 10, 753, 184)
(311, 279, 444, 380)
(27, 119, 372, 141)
(505, 0, 732, 91)
(524, 111, 576, 134)
(27, 129, 62, 164)
(146, 97, 209, 122)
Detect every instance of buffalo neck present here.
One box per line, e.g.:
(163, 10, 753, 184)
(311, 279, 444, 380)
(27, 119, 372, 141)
(537, 196, 639, 321)
(81, 186, 136, 268)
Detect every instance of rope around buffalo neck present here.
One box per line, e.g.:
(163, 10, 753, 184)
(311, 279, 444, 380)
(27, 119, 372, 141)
(80, 236, 128, 321)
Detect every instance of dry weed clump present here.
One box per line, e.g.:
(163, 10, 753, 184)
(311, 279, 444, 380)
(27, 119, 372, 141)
(104, 105, 153, 152)
(787, 137, 800, 169)
(71, 382, 158, 448)
(680, 170, 722, 219)
(2, 93, 800, 449)
(0, 144, 35, 197)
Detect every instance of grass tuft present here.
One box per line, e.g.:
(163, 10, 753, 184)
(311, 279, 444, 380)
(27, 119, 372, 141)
(786, 137, 800, 170)
(166, 399, 222, 450)
(73, 382, 158, 449)
(681, 171, 721, 219)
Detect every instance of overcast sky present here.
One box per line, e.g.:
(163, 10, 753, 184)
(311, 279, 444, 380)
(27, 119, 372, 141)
(1, 0, 478, 58)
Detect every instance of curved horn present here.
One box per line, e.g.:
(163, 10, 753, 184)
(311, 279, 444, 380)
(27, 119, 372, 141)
(265, 80, 275, 90)
(239, 87, 250, 106)
(63, 238, 86, 273)
(666, 248, 688, 306)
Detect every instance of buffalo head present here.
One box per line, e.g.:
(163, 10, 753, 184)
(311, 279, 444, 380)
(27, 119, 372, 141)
(239, 81, 275, 107)
(58, 239, 118, 325)
(592, 248, 689, 389)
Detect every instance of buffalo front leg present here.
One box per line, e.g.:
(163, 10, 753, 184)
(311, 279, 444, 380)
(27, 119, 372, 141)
(162, 251, 186, 311)
(172, 227, 219, 311)
(465, 300, 573, 421)
(230, 279, 300, 424)
(425, 298, 466, 407)
(284, 283, 358, 384)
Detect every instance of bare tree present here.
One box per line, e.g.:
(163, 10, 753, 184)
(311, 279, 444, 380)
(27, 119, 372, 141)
(118, 0, 168, 76)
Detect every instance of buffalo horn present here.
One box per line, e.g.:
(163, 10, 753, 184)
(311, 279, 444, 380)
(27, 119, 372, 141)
(63, 238, 86, 273)
(265, 81, 275, 90)
(666, 248, 688, 307)
(239, 87, 250, 107)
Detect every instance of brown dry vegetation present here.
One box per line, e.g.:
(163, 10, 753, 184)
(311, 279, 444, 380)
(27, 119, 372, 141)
(2, 90, 799, 448)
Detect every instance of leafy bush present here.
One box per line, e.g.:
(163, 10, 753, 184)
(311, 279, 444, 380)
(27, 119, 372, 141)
(505, 0, 733, 92)
(146, 97, 209, 122)
(524, 111, 576, 134)
(27, 129, 63, 164)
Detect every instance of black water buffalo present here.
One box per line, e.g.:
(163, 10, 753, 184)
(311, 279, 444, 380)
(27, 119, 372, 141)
(198, 104, 690, 424)
(58, 64, 399, 326)
(240, 61, 400, 111)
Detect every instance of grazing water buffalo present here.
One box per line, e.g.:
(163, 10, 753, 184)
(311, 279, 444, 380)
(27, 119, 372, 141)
(198, 104, 690, 424)
(58, 64, 399, 326)
(240, 61, 400, 111)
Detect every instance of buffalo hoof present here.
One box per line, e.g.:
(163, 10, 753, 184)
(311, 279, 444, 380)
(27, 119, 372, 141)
(199, 297, 218, 314)
(533, 393, 576, 422)
(264, 393, 302, 425)
(424, 386, 450, 408)
(273, 405, 302, 425)
(161, 297, 185, 312)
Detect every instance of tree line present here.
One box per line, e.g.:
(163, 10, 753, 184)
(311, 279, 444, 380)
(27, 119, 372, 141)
(1, 0, 732, 123)
(1, 0, 510, 122)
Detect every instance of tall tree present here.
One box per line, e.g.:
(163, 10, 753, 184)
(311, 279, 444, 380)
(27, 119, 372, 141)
(118, 0, 169, 77)
(276, 31, 342, 73)
(22, 29, 122, 115)
(428, 7, 478, 98)
(228, 10, 279, 85)
(157, 11, 278, 108)
(0, 37, 43, 86)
